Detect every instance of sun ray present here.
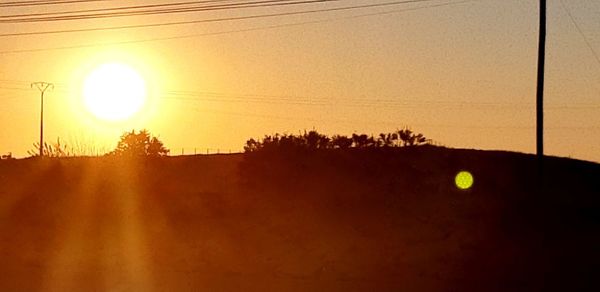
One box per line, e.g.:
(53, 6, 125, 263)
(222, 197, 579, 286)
(40, 160, 104, 291)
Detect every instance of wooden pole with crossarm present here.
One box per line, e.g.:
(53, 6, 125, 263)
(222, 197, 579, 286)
(31, 82, 54, 157)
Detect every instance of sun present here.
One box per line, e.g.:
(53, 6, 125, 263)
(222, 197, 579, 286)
(83, 63, 146, 121)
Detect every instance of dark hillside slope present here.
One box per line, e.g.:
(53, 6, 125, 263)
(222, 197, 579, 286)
(0, 147, 598, 291)
(240, 146, 599, 290)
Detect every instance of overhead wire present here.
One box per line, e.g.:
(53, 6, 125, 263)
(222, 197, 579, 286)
(0, 0, 342, 22)
(0, 0, 113, 8)
(559, 0, 600, 67)
(160, 92, 600, 109)
(0, 0, 474, 54)
(0, 0, 290, 19)
(0, 88, 597, 131)
(190, 107, 600, 130)
(0, 0, 438, 37)
(1, 83, 597, 110)
(0, 0, 439, 24)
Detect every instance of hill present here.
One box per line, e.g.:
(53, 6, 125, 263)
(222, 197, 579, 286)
(0, 146, 598, 291)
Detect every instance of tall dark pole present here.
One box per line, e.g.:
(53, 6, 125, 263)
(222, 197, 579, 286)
(536, 0, 546, 158)
(31, 82, 53, 157)
(40, 90, 44, 156)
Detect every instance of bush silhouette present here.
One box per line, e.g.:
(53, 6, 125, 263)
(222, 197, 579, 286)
(331, 135, 353, 149)
(111, 130, 169, 157)
(398, 128, 428, 146)
(244, 128, 432, 153)
(1, 152, 14, 160)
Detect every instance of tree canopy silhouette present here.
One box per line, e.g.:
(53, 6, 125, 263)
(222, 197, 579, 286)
(111, 130, 169, 157)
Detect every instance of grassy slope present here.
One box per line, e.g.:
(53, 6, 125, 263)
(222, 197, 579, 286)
(0, 147, 598, 291)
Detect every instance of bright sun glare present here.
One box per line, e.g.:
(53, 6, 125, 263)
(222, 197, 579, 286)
(83, 63, 146, 121)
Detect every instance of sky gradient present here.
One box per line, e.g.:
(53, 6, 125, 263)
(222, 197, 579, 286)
(1, 0, 599, 161)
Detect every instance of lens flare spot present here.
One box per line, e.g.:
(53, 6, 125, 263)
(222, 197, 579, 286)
(455, 171, 474, 190)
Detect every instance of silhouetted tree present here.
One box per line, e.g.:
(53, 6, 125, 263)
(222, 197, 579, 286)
(278, 134, 295, 150)
(331, 135, 353, 149)
(366, 135, 379, 148)
(302, 130, 330, 149)
(111, 130, 169, 157)
(244, 138, 260, 152)
(397, 128, 428, 146)
(412, 133, 427, 146)
(318, 135, 331, 149)
(398, 128, 413, 147)
(352, 134, 369, 148)
(378, 133, 397, 147)
(391, 133, 399, 146)
(147, 137, 169, 157)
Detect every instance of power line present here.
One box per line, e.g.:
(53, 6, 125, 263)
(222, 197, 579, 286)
(0, 0, 113, 8)
(0, 0, 473, 53)
(161, 94, 600, 109)
(0, 0, 341, 22)
(0, 0, 432, 24)
(0, 0, 290, 19)
(0, 0, 431, 37)
(559, 0, 600, 66)
(0, 82, 596, 128)
(192, 106, 600, 130)
(0, 0, 314, 19)
(0, 86, 33, 91)
(4, 83, 596, 109)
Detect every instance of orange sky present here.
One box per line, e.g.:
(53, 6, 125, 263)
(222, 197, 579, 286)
(1, 0, 599, 161)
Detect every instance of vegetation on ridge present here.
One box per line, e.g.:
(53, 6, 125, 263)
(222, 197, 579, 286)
(244, 128, 432, 153)
(110, 129, 169, 157)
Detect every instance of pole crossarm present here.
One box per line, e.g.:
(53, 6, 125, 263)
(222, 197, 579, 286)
(31, 81, 54, 93)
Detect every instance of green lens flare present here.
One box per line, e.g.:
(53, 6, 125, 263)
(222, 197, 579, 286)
(455, 171, 474, 190)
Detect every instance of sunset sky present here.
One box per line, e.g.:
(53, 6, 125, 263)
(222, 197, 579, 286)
(0, 0, 598, 161)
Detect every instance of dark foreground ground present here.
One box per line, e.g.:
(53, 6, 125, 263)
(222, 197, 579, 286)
(0, 146, 598, 291)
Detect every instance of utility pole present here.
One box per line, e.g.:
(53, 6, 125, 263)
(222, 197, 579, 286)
(536, 0, 546, 158)
(31, 82, 54, 157)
